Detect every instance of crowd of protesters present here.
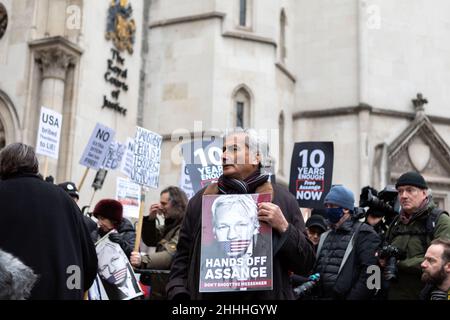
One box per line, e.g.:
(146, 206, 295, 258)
(1, 132, 450, 300)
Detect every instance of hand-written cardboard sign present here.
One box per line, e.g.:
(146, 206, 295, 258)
(130, 127, 162, 188)
(102, 141, 126, 170)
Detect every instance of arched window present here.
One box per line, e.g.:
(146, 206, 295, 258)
(233, 86, 252, 129)
(280, 9, 287, 63)
(278, 112, 285, 175)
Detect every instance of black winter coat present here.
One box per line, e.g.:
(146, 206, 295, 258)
(0, 174, 98, 299)
(315, 218, 381, 300)
(166, 182, 315, 300)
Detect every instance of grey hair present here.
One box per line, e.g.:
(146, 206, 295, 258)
(0, 143, 39, 179)
(224, 128, 274, 171)
(211, 194, 259, 229)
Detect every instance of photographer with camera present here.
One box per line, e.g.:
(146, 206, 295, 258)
(360, 185, 399, 237)
(313, 185, 381, 300)
(382, 171, 450, 300)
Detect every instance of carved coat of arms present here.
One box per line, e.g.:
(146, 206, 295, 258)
(105, 0, 136, 54)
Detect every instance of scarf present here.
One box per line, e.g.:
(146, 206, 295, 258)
(217, 168, 269, 194)
(430, 289, 449, 300)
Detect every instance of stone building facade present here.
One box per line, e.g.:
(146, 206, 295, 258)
(1, 0, 449, 209)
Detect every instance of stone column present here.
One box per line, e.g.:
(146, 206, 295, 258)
(35, 48, 74, 114)
(34, 48, 75, 179)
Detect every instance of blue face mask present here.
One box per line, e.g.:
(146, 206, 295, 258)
(326, 207, 345, 224)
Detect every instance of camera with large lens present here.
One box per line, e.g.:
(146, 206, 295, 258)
(359, 185, 399, 224)
(378, 245, 406, 281)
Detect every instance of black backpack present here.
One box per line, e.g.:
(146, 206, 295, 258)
(387, 208, 449, 251)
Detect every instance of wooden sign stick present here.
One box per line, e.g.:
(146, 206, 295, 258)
(43, 157, 49, 178)
(78, 167, 90, 191)
(133, 188, 146, 252)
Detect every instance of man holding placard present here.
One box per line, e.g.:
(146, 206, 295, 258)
(129, 126, 162, 255)
(167, 128, 315, 300)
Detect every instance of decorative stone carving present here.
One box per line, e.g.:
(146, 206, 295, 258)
(35, 48, 75, 81)
(422, 154, 448, 177)
(412, 93, 428, 114)
(384, 94, 450, 188)
(390, 145, 414, 173)
(407, 136, 431, 172)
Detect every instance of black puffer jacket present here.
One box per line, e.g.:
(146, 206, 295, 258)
(315, 218, 381, 300)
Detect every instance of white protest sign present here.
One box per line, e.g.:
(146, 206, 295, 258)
(79, 123, 116, 170)
(120, 138, 135, 178)
(102, 141, 126, 170)
(116, 177, 141, 219)
(131, 127, 162, 188)
(35, 107, 63, 159)
(93, 233, 144, 300)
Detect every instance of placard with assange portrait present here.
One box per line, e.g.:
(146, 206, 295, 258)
(88, 231, 143, 300)
(200, 193, 273, 292)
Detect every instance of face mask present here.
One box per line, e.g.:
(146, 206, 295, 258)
(326, 207, 345, 224)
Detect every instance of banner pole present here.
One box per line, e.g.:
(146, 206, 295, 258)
(88, 190, 97, 208)
(43, 157, 49, 178)
(78, 167, 90, 191)
(133, 187, 145, 252)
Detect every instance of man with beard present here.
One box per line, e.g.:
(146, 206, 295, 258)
(420, 238, 450, 300)
(130, 186, 188, 298)
(383, 171, 450, 299)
